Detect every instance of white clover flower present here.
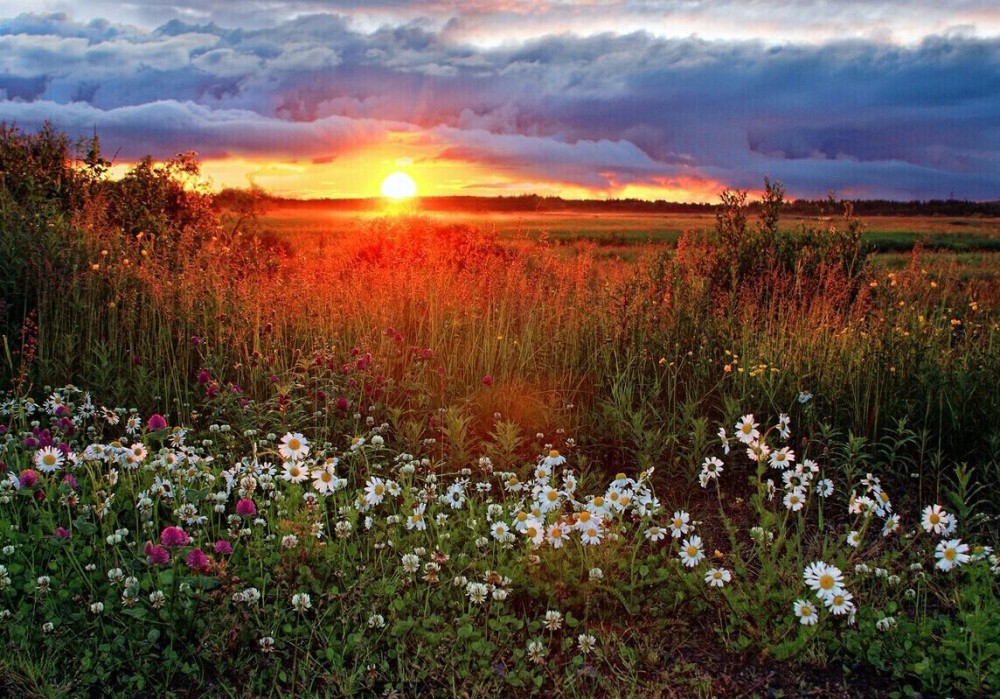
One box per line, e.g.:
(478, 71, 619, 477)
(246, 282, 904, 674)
(466, 581, 488, 604)
(291, 592, 312, 612)
(401, 553, 420, 574)
(876, 616, 897, 632)
(577, 633, 597, 654)
(543, 609, 563, 631)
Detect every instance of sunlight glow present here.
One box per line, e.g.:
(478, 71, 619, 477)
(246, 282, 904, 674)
(380, 172, 418, 199)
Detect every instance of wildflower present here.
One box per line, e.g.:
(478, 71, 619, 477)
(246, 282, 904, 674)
(847, 530, 862, 548)
(921, 505, 952, 536)
(544, 610, 563, 631)
(815, 479, 834, 498)
(589, 567, 604, 582)
(281, 461, 309, 484)
(669, 510, 692, 539)
(184, 548, 209, 572)
(718, 427, 731, 455)
(149, 590, 166, 609)
(407, 503, 427, 531)
(546, 523, 566, 549)
(679, 535, 705, 568)
(396, 552, 420, 574)
(368, 613, 386, 628)
(645, 525, 666, 542)
(542, 450, 566, 468)
(876, 616, 897, 632)
(704, 567, 732, 588)
(935, 538, 970, 572)
(701, 456, 724, 479)
(214, 540, 233, 555)
(259, 636, 275, 653)
(776, 414, 791, 440)
(291, 592, 311, 612)
(42, 621, 55, 634)
(311, 464, 339, 495)
(18, 469, 39, 489)
(276, 433, 310, 462)
(823, 589, 855, 615)
(803, 562, 844, 599)
(364, 477, 388, 507)
(793, 599, 818, 626)
(52, 526, 70, 541)
(769, 447, 795, 470)
(523, 519, 545, 547)
(537, 485, 562, 512)
(482, 374, 493, 386)
(90, 602, 104, 615)
(580, 525, 603, 546)
(36, 576, 51, 594)
(735, 415, 759, 444)
(142, 542, 169, 565)
(466, 581, 489, 604)
(160, 526, 190, 548)
(35, 446, 64, 473)
(577, 633, 597, 654)
(491, 521, 512, 542)
(797, 391, 813, 404)
(443, 482, 466, 509)
(783, 490, 806, 512)
(147, 414, 167, 431)
(236, 498, 257, 516)
(527, 640, 546, 664)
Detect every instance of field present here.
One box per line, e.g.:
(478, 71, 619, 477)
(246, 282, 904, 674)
(1, 129, 999, 697)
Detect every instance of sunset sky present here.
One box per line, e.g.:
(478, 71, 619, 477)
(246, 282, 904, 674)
(1, 2, 997, 201)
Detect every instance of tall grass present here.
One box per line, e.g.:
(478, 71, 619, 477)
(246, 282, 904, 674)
(1, 125, 997, 513)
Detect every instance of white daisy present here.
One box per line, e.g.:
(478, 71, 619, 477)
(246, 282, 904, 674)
(794, 599, 818, 625)
(704, 567, 732, 587)
(278, 432, 310, 461)
(679, 535, 705, 567)
(735, 415, 759, 444)
(935, 538, 970, 572)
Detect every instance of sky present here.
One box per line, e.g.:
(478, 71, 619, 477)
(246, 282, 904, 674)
(0, 2, 997, 201)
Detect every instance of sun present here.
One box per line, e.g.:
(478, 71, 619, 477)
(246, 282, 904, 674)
(380, 171, 418, 199)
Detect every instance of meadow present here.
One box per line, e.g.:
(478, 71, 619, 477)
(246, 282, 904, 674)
(1, 126, 998, 697)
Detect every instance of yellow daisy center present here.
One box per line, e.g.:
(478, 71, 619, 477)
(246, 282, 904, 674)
(929, 513, 940, 525)
(686, 546, 698, 557)
(546, 490, 558, 502)
(819, 574, 835, 590)
(43, 454, 56, 465)
(288, 439, 301, 450)
(944, 548, 957, 561)
(374, 484, 385, 495)
(549, 450, 560, 458)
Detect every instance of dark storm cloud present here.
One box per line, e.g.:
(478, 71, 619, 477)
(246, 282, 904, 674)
(0, 10, 997, 199)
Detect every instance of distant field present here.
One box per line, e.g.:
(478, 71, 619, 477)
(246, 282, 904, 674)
(257, 204, 1000, 252)
(255, 204, 1000, 278)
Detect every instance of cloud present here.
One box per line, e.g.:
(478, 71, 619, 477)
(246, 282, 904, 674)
(0, 9, 997, 199)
